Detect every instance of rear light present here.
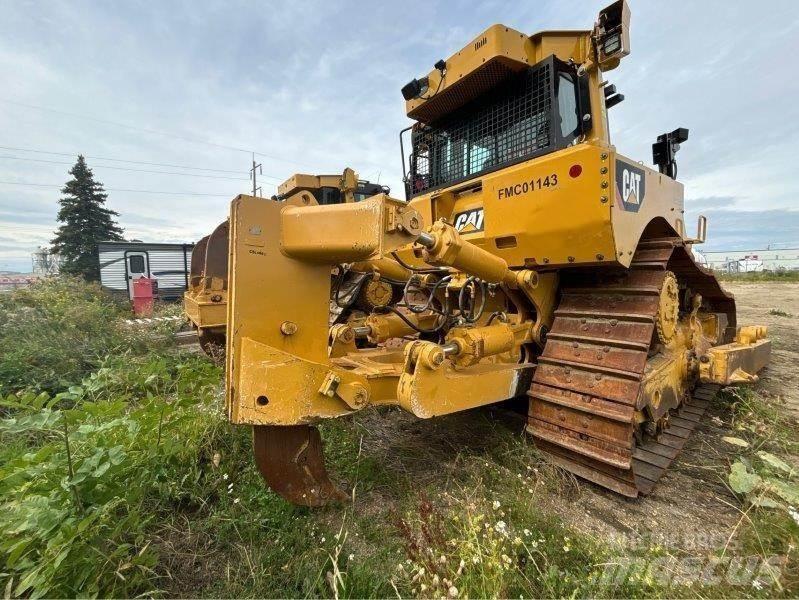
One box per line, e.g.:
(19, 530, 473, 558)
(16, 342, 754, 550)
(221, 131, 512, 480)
(569, 164, 583, 178)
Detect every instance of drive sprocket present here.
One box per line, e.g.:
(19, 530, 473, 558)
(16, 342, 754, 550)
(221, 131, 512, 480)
(655, 271, 679, 345)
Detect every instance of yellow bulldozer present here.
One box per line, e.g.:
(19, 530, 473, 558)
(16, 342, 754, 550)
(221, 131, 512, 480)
(223, 1, 770, 505)
(184, 168, 392, 353)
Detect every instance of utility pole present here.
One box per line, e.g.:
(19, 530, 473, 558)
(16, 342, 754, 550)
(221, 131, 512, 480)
(250, 152, 262, 197)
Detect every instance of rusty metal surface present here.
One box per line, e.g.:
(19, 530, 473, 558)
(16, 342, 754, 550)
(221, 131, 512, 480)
(527, 236, 737, 496)
(204, 221, 229, 284)
(253, 425, 347, 507)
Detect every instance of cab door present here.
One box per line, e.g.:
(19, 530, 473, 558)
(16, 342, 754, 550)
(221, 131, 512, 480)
(125, 251, 149, 298)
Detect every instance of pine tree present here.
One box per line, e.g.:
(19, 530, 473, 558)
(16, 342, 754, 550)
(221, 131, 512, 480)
(51, 156, 124, 281)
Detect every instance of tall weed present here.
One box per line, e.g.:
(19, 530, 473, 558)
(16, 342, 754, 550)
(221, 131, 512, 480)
(0, 277, 224, 598)
(0, 278, 127, 394)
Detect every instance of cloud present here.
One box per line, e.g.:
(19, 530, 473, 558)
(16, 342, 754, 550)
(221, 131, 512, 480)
(0, 0, 798, 273)
(684, 196, 738, 211)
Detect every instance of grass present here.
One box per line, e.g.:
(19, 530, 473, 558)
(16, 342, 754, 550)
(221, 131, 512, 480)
(716, 387, 799, 594)
(0, 277, 797, 598)
(769, 309, 793, 317)
(716, 271, 799, 283)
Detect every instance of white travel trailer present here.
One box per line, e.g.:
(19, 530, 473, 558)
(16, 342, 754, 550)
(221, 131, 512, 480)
(98, 241, 194, 300)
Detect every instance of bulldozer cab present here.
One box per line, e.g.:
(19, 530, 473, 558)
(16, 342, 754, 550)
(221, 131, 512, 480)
(400, 0, 630, 199)
(404, 56, 591, 198)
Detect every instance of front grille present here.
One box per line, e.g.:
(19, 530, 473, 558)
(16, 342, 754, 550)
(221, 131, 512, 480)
(410, 62, 552, 196)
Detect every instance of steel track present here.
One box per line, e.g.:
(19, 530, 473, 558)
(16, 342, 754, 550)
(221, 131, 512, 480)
(527, 236, 734, 496)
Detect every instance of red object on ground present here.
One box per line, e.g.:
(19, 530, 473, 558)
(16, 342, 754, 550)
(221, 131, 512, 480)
(132, 277, 157, 317)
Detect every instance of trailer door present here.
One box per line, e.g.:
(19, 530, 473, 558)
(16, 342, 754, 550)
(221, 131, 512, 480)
(125, 251, 149, 298)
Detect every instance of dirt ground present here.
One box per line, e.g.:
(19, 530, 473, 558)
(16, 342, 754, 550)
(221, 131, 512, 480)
(729, 282, 799, 419)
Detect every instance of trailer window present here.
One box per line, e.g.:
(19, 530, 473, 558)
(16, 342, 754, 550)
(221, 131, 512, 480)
(128, 255, 145, 274)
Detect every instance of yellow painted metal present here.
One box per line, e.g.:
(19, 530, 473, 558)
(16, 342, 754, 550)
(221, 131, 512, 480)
(183, 290, 226, 331)
(227, 196, 377, 425)
(515, 270, 558, 345)
(405, 26, 593, 125)
(396, 340, 533, 419)
(398, 144, 686, 271)
(278, 167, 360, 204)
(365, 312, 438, 344)
(445, 323, 519, 367)
(700, 328, 772, 385)
(227, 194, 429, 425)
(350, 257, 411, 282)
(280, 194, 422, 263)
(420, 220, 517, 285)
(184, 221, 229, 339)
(360, 279, 394, 308)
(638, 282, 719, 426)
(226, 192, 543, 425)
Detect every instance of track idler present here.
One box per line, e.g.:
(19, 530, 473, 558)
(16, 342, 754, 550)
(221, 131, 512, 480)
(252, 425, 347, 507)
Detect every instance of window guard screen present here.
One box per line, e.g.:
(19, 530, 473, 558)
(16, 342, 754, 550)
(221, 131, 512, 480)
(408, 56, 580, 198)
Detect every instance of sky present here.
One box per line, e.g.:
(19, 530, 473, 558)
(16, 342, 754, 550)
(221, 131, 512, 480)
(1, 0, 798, 272)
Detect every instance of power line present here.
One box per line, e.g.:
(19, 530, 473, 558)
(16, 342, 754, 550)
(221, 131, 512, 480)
(0, 180, 275, 197)
(0, 154, 260, 181)
(0, 98, 315, 168)
(0, 98, 253, 154)
(0, 144, 246, 174)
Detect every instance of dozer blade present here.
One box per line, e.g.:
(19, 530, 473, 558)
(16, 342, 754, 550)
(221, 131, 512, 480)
(252, 424, 347, 507)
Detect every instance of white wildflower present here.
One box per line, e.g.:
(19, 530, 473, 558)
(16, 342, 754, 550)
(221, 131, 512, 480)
(752, 580, 763, 590)
(222, 472, 228, 480)
(495, 520, 507, 533)
(348, 554, 354, 561)
(523, 529, 531, 536)
(492, 500, 501, 510)
(233, 497, 240, 504)
(448, 585, 459, 598)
